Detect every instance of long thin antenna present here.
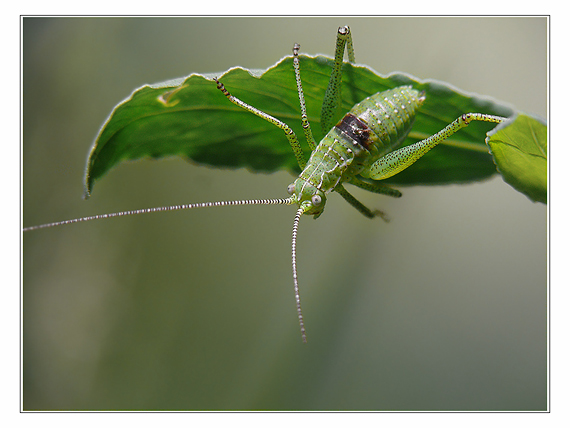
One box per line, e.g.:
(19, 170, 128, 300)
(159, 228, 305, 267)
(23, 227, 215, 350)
(291, 206, 307, 343)
(24, 195, 311, 344)
(23, 197, 295, 232)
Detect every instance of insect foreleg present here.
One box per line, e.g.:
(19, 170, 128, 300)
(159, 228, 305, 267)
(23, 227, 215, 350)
(349, 177, 403, 198)
(321, 26, 355, 134)
(214, 78, 308, 170)
(334, 184, 390, 222)
(366, 113, 507, 180)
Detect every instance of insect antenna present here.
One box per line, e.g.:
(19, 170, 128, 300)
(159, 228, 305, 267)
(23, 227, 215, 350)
(22, 197, 295, 232)
(291, 206, 307, 343)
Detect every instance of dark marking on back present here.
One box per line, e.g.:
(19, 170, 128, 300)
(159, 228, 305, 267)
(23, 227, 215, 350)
(335, 113, 373, 149)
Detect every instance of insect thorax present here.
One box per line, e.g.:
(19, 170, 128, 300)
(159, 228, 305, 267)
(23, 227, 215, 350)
(290, 86, 424, 215)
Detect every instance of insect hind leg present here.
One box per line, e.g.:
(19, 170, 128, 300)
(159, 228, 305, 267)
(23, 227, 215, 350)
(367, 113, 507, 181)
(321, 26, 355, 134)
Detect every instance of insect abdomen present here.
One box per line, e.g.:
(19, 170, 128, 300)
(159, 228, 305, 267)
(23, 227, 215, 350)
(349, 86, 425, 157)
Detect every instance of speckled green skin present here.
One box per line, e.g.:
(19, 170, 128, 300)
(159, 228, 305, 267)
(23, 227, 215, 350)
(290, 86, 424, 216)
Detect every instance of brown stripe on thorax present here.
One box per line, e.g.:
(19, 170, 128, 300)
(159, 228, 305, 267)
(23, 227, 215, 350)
(335, 113, 373, 149)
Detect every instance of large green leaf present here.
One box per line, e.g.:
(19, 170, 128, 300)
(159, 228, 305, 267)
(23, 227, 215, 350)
(487, 114, 547, 203)
(85, 54, 516, 196)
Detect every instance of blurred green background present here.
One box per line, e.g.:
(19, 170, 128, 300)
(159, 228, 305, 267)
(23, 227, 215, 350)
(23, 17, 547, 410)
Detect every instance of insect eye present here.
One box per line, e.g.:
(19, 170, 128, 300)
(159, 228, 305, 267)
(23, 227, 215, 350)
(311, 194, 322, 206)
(287, 183, 295, 195)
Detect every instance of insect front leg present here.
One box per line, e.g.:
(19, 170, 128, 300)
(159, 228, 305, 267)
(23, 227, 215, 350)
(214, 78, 308, 170)
(366, 113, 507, 181)
(292, 43, 317, 151)
(320, 26, 355, 134)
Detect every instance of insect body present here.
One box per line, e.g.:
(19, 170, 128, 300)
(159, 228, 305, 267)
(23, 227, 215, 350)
(288, 86, 425, 219)
(24, 26, 507, 343)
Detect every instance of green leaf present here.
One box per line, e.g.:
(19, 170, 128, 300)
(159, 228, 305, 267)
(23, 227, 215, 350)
(487, 114, 547, 203)
(85, 54, 516, 196)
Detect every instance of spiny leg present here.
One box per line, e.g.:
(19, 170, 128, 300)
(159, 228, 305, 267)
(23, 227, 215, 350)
(335, 184, 390, 222)
(367, 113, 507, 180)
(349, 176, 402, 198)
(345, 28, 355, 63)
(321, 26, 355, 134)
(292, 43, 317, 152)
(214, 78, 308, 170)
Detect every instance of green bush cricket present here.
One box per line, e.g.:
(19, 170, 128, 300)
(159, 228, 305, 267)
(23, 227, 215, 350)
(23, 26, 507, 344)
